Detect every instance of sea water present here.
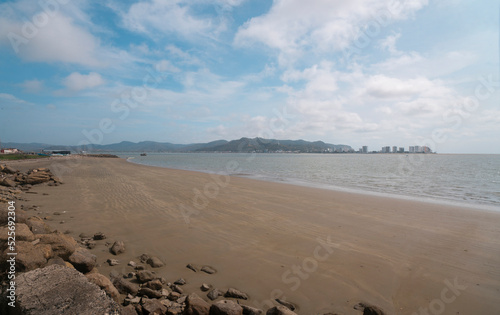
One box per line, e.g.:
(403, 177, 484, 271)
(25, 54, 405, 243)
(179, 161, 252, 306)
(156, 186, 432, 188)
(116, 153, 500, 211)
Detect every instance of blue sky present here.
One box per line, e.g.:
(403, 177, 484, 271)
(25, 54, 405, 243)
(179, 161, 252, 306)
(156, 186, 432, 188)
(0, 0, 498, 153)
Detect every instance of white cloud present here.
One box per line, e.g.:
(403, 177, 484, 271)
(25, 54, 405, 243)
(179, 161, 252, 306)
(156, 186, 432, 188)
(155, 60, 181, 73)
(378, 32, 401, 55)
(234, 0, 429, 65)
(0, 1, 101, 67)
(0, 93, 32, 108)
(63, 72, 105, 91)
(121, 0, 215, 39)
(20, 79, 44, 93)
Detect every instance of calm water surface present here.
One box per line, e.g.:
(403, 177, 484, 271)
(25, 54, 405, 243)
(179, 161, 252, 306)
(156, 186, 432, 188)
(115, 153, 500, 210)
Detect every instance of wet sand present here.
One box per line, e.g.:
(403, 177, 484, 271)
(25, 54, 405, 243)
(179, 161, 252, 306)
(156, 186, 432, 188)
(7, 156, 500, 314)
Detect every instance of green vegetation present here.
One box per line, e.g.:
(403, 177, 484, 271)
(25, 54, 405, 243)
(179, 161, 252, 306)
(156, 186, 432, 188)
(0, 154, 49, 161)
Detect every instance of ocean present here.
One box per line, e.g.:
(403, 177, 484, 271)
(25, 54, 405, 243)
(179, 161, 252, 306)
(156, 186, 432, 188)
(116, 152, 500, 211)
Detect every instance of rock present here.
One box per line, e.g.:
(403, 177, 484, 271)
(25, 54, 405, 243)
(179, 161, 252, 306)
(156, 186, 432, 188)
(145, 279, 163, 290)
(37, 243, 53, 260)
(0, 207, 27, 225)
(128, 260, 137, 267)
(168, 292, 181, 301)
(171, 284, 184, 294)
(139, 287, 163, 299)
(142, 298, 167, 315)
(140, 253, 150, 262)
(65, 261, 75, 269)
(224, 288, 249, 300)
(207, 289, 222, 301)
(86, 273, 120, 302)
(2, 165, 17, 174)
(0, 223, 35, 242)
(174, 278, 186, 285)
(146, 256, 164, 268)
(166, 303, 183, 315)
(79, 232, 91, 239)
(93, 232, 106, 240)
(15, 265, 120, 315)
(110, 240, 126, 255)
(3, 241, 47, 272)
(136, 270, 155, 283)
(125, 296, 142, 305)
(266, 306, 298, 315)
(187, 263, 198, 272)
(201, 265, 217, 274)
(107, 258, 120, 266)
(122, 304, 139, 315)
(25, 172, 52, 184)
(242, 305, 264, 315)
(0, 177, 17, 187)
(68, 247, 97, 273)
(39, 232, 77, 260)
(185, 293, 211, 315)
(210, 300, 244, 315)
(26, 216, 53, 234)
(201, 283, 211, 291)
(47, 256, 67, 267)
(112, 277, 140, 295)
(353, 303, 386, 315)
(275, 299, 296, 311)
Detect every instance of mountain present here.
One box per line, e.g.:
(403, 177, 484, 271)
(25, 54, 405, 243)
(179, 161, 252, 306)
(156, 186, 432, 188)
(2, 138, 352, 153)
(197, 137, 351, 153)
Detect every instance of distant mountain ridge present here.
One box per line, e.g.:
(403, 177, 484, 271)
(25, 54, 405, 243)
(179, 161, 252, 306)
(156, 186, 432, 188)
(2, 138, 352, 153)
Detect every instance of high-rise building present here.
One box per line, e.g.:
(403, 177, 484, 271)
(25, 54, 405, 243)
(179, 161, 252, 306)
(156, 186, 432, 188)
(362, 146, 368, 153)
(414, 146, 421, 153)
(392, 146, 397, 153)
(409, 146, 415, 153)
(398, 147, 404, 153)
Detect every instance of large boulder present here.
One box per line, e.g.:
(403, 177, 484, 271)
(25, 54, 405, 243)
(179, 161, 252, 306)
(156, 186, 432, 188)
(24, 171, 52, 185)
(14, 264, 120, 315)
(0, 207, 28, 225)
(26, 216, 53, 234)
(0, 223, 35, 242)
(68, 247, 97, 273)
(354, 302, 386, 315)
(86, 273, 120, 302)
(210, 300, 243, 315)
(185, 293, 211, 315)
(2, 241, 48, 272)
(39, 232, 77, 260)
(266, 306, 298, 315)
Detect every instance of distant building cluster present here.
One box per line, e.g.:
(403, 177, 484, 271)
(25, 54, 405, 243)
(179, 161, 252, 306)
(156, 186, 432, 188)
(0, 148, 19, 154)
(357, 145, 433, 154)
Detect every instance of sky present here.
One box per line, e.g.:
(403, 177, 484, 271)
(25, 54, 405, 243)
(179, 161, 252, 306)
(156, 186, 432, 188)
(0, 0, 498, 153)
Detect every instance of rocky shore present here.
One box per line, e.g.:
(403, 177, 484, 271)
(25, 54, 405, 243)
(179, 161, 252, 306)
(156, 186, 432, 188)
(0, 163, 386, 315)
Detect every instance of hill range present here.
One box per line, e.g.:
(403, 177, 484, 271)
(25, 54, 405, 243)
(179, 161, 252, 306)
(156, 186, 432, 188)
(3, 138, 352, 154)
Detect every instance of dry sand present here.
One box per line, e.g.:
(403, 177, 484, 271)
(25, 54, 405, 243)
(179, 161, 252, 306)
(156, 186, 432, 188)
(6, 156, 500, 314)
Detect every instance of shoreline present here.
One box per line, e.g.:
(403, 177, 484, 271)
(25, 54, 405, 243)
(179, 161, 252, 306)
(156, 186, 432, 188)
(3, 156, 500, 314)
(122, 155, 500, 213)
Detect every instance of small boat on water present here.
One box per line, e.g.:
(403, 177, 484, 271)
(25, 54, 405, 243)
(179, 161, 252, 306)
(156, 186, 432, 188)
(140, 153, 147, 156)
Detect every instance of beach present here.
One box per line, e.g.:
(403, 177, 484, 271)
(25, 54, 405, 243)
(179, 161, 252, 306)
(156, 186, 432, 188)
(6, 156, 500, 315)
